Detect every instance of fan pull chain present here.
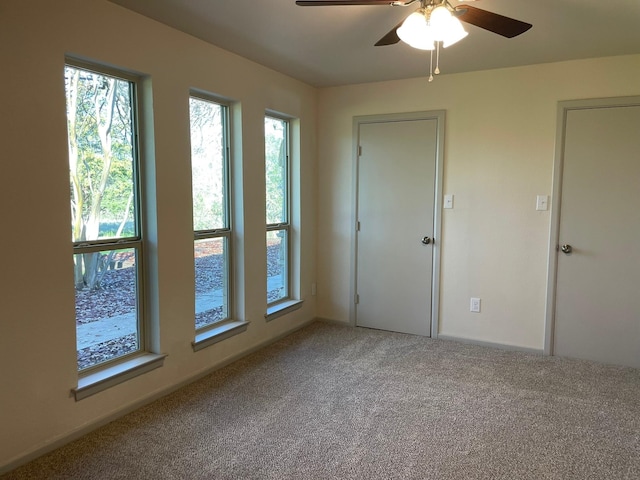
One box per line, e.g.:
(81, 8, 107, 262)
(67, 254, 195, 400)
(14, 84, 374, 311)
(434, 42, 441, 75)
(429, 49, 434, 82)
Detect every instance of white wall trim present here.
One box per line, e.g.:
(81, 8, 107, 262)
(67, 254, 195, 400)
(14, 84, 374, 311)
(437, 334, 544, 355)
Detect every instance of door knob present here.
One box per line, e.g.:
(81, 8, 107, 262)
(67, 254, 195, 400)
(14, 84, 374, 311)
(561, 244, 572, 254)
(421, 236, 432, 245)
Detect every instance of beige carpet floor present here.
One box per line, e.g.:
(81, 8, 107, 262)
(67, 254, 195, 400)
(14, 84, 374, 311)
(4, 321, 640, 479)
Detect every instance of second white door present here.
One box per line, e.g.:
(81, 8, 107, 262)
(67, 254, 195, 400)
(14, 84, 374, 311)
(356, 117, 439, 336)
(553, 99, 640, 368)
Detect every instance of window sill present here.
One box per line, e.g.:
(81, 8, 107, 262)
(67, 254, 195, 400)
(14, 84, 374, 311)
(192, 320, 249, 352)
(73, 353, 166, 401)
(265, 299, 304, 322)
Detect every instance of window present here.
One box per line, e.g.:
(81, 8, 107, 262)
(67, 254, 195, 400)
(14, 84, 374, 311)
(265, 115, 290, 305)
(65, 63, 145, 372)
(189, 95, 232, 331)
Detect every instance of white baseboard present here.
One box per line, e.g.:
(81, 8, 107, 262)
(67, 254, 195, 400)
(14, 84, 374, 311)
(315, 317, 352, 326)
(315, 318, 544, 355)
(436, 334, 544, 355)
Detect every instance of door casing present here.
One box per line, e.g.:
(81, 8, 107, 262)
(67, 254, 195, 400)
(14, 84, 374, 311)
(350, 111, 445, 338)
(544, 96, 640, 356)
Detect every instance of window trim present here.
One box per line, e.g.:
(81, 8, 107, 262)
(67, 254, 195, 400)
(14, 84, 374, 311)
(192, 320, 250, 352)
(65, 58, 149, 376)
(72, 353, 166, 401)
(189, 92, 235, 335)
(265, 113, 292, 307)
(265, 298, 304, 322)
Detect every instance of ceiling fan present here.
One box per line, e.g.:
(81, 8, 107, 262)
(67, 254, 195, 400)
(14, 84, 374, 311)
(295, 0, 532, 81)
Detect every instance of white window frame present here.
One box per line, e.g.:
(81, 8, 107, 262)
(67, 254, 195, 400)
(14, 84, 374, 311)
(66, 58, 164, 401)
(265, 114, 291, 305)
(190, 91, 247, 350)
(264, 112, 303, 320)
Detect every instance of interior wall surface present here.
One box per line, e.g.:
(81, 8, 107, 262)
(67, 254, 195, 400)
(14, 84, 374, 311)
(0, 0, 317, 470)
(316, 54, 640, 350)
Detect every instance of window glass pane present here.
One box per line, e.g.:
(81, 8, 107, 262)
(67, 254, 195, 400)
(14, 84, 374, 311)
(190, 98, 227, 231)
(65, 66, 137, 243)
(75, 248, 140, 370)
(265, 116, 287, 225)
(195, 237, 229, 328)
(267, 229, 288, 304)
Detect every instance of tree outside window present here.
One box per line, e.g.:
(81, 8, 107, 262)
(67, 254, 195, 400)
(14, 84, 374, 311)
(265, 115, 290, 305)
(65, 63, 143, 371)
(190, 95, 232, 330)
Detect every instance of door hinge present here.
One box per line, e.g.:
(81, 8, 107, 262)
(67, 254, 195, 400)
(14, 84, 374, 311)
(355, 294, 360, 305)
(356, 221, 361, 232)
(358, 145, 362, 157)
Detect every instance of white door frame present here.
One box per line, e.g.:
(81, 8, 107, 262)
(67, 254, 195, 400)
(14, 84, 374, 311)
(350, 111, 446, 338)
(544, 95, 640, 356)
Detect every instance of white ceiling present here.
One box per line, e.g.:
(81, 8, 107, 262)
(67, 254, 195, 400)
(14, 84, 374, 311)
(108, 0, 640, 87)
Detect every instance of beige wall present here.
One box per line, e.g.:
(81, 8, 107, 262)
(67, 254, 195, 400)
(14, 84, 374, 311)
(2, 0, 640, 471)
(0, 0, 317, 469)
(316, 54, 640, 349)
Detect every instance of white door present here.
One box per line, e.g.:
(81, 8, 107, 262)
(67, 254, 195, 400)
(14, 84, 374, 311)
(356, 117, 439, 336)
(553, 100, 640, 368)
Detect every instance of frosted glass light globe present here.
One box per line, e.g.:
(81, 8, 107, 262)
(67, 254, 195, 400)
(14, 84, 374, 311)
(397, 11, 435, 50)
(429, 5, 452, 40)
(442, 17, 468, 47)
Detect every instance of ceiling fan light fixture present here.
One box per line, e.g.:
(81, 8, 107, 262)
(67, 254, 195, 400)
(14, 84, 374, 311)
(442, 17, 468, 48)
(398, 4, 468, 51)
(296, 0, 532, 84)
(397, 11, 435, 50)
(396, 3, 470, 81)
(428, 5, 452, 39)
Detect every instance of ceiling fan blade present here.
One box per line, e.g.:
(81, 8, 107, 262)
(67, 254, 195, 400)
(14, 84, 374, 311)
(374, 20, 403, 46)
(455, 5, 532, 38)
(296, 1, 394, 5)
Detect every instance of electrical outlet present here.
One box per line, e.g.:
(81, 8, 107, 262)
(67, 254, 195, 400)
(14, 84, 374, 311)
(470, 297, 481, 313)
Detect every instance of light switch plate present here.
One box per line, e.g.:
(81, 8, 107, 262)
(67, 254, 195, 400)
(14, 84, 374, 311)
(536, 195, 549, 211)
(444, 194, 454, 209)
